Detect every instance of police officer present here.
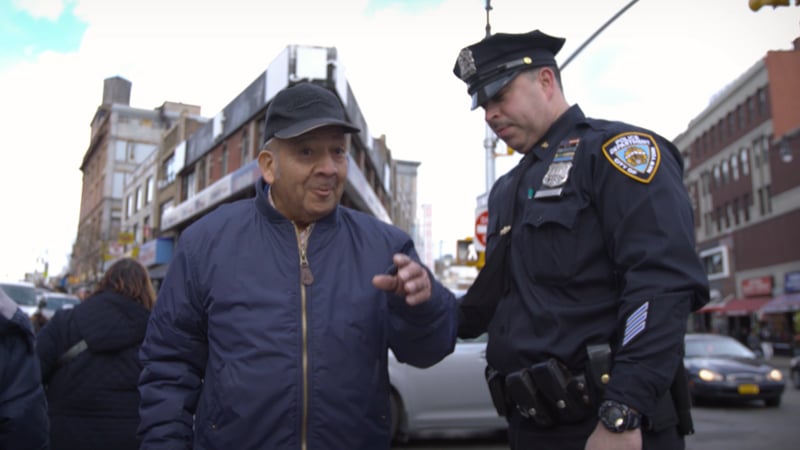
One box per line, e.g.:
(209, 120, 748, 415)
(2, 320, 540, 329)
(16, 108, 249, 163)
(452, 30, 709, 450)
(0, 287, 49, 449)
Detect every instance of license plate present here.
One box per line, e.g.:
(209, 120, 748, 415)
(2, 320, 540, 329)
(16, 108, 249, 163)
(738, 384, 760, 395)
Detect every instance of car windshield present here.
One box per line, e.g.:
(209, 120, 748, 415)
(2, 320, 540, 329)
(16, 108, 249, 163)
(0, 284, 38, 306)
(685, 337, 756, 359)
(44, 295, 80, 310)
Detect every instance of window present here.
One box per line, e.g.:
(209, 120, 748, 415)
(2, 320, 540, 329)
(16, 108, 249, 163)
(713, 165, 720, 188)
(747, 97, 755, 123)
(163, 154, 176, 184)
(765, 184, 772, 214)
(221, 144, 229, 175)
(241, 129, 250, 166)
(126, 195, 133, 219)
(738, 106, 744, 129)
(207, 153, 215, 182)
(731, 155, 739, 180)
(197, 159, 206, 191)
(700, 246, 730, 280)
(721, 160, 729, 184)
(733, 198, 740, 225)
(728, 113, 735, 136)
(135, 186, 143, 212)
(743, 193, 751, 222)
(715, 207, 722, 232)
(115, 140, 127, 161)
(740, 148, 749, 176)
(143, 216, 151, 242)
(758, 188, 765, 215)
(146, 176, 154, 205)
(184, 171, 196, 201)
(724, 202, 731, 229)
(133, 223, 140, 243)
(758, 88, 767, 116)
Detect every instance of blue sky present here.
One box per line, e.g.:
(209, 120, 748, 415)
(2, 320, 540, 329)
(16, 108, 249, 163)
(0, 0, 85, 67)
(1, 0, 799, 280)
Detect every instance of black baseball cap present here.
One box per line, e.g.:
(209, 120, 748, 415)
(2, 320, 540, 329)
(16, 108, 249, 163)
(453, 29, 566, 110)
(262, 82, 360, 146)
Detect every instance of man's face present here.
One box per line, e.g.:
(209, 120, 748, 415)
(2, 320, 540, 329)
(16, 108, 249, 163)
(259, 126, 349, 226)
(483, 69, 554, 153)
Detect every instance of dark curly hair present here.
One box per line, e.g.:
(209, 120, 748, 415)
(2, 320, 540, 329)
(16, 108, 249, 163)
(92, 257, 156, 310)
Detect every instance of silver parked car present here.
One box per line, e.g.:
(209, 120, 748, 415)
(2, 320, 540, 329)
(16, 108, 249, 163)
(0, 281, 39, 317)
(388, 332, 507, 442)
(37, 292, 81, 319)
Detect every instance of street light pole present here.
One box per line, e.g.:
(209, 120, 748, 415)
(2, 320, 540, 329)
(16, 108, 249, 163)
(559, 0, 640, 71)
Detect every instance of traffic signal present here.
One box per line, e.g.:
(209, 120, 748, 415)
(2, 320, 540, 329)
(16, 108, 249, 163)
(749, 0, 791, 11)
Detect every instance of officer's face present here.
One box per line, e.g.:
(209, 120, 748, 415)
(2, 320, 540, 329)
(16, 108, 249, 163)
(258, 126, 348, 227)
(483, 68, 557, 153)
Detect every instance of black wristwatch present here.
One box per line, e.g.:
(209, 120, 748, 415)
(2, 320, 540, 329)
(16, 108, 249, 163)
(598, 400, 642, 433)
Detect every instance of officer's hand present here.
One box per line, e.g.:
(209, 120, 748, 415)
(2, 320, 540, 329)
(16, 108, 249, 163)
(584, 423, 641, 450)
(372, 253, 431, 306)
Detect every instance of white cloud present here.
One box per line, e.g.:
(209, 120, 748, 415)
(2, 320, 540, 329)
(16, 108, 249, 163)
(2, 0, 799, 280)
(12, 0, 65, 21)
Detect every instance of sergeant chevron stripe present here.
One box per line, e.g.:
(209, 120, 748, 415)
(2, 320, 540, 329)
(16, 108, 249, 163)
(622, 302, 649, 347)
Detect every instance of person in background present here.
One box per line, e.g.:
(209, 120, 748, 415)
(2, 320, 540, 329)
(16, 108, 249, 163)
(0, 287, 49, 450)
(452, 30, 709, 450)
(30, 299, 49, 333)
(137, 82, 458, 449)
(36, 257, 155, 450)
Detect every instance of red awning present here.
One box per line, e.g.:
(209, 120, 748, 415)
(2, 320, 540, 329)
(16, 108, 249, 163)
(698, 297, 772, 316)
(760, 293, 800, 314)
(719, 297, 772, 316)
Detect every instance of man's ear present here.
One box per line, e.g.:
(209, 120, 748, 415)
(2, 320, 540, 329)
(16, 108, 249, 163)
(258, 150, 276, 184)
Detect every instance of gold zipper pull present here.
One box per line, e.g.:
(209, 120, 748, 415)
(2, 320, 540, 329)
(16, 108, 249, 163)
(300, 261, 314, 285)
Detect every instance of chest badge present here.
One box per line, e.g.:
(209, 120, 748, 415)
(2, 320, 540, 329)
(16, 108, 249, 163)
(601, 132, 660, 184)
(535, 138, 579, 199)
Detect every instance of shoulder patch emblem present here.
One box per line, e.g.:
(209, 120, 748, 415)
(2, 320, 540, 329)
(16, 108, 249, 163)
(601, 132, 660, 183)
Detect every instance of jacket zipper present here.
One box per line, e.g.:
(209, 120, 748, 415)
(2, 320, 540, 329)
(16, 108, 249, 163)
(295, 223, 314, 450)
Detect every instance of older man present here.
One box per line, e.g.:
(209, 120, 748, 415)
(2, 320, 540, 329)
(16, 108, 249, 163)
(138, 82, 457, 449)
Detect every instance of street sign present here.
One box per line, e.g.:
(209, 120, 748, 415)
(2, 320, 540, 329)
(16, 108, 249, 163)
(474, 209, 489, 251)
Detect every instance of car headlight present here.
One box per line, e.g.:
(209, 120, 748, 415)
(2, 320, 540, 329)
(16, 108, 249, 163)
(767, 369, 783, 382)
(698, 369, 724, 382)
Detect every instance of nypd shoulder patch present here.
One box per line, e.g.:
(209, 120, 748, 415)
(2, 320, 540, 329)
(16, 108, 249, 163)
(601, 132, 660, 184)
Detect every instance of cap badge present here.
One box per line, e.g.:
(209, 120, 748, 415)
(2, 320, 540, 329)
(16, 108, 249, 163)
(457, 48, 477, 81)
(601, 132, 660, 184)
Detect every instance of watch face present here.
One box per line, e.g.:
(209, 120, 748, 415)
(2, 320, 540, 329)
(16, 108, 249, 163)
(599, 401, 638, 433)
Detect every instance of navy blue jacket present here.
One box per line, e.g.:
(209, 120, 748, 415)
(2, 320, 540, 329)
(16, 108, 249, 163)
(36, 291, 150, 450)
(0, 288, 49, 450)
(483, 105, 709, 418)
(138, 179, 458, 449)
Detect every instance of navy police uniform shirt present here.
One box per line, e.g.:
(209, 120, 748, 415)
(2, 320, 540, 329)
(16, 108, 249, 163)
(483, 105, 709, 418)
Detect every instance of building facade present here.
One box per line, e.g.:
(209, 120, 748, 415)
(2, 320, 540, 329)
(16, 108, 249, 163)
(70, 46, 421, 290)
(70, 77, 200, 287)
(675, 37, 800, 349)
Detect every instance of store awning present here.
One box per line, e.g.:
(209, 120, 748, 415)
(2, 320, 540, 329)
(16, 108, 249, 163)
(719, 297, 773, 316)
(760, 293, 800, 314)
(698, 297, 772, 316)
(697, 301, 726, 313)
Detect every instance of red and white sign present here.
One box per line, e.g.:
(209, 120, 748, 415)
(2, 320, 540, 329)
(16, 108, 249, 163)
(474, 209, 489, 251)
(742, 276, 773, 298)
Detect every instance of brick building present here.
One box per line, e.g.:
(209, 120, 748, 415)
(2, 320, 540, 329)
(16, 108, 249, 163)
(675, 37, 800, 349)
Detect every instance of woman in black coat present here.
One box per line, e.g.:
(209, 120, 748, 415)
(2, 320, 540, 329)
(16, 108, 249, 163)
(36, 257, 155, 450)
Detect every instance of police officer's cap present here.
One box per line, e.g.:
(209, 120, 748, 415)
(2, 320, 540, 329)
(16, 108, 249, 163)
(453, 29, 565, 110)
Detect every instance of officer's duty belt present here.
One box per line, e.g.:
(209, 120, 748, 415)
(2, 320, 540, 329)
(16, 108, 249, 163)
(485, 344, 611, 428)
